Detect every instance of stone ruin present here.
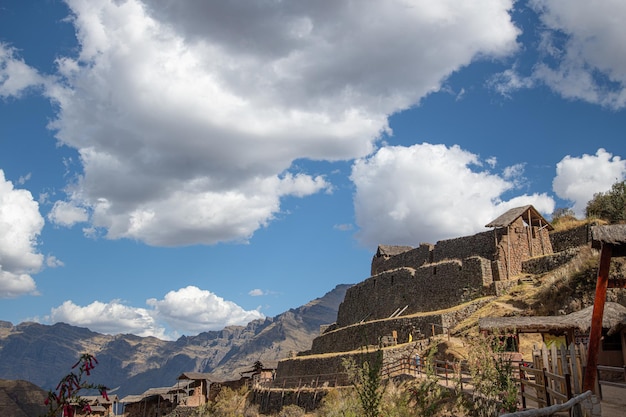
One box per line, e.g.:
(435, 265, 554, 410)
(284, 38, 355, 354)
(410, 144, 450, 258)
(273, 205, 594, 382)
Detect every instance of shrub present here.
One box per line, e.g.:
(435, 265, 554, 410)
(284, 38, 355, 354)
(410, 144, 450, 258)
(316, 388, 359, 417)
(342, 348, 385, 417)
(278, 404, 306, 417)
(202, 386, 250, 417)
(407, 347, 451, 417)
(458, 334, 518, 417)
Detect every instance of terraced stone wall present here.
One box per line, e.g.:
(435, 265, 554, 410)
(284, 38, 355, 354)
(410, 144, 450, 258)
(432, 229, 498, 263)
(371, 243, 433, 276)
(549, 223, 593, 253)
(336, 257, 494, 328)
(313, 300, 489, 355)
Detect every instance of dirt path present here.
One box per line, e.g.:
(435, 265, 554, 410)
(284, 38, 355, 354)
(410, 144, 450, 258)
(599, 385, 626, 417)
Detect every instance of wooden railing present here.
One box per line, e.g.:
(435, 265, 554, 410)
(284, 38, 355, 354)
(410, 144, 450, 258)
(597, 365, 626, 399)
(501, 391, 592, 417)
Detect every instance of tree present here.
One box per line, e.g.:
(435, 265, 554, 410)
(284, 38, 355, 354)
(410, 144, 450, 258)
(585, 180, 626, 223)
(551, 207, 577, 225)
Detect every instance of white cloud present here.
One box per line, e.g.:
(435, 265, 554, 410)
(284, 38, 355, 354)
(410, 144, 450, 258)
(47, 285, 264, 338)
(0, 44, 44, 98)
(488, 67, 536, 97)
(0, 170, 45, 297)
(552, 148, 626, 216)
(248, 289, 265, 297)
(49, 300, 167, 339)
(147, 286, 264, 334)
(48, 200, 89, 227)
(508, 0, 626, 108)
(46, 255, 65, 268)
(351, 143, 555, 247)
(333, 223, 354, 232)
(38, 0, 519, 246)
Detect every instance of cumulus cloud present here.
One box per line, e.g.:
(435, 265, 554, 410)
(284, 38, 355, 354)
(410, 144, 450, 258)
(553, 148, 626, 216)
(36, 0, 519, 246)
(147, 286, 264, 334)
(48, 200, 89, 227)
(0, 44, 44, 98)
(48, 285, 265, 338)
(49, 300, 166, 338)
(248, 289, 265, 297)
(351, 143, 555, 247)
(0, 170, 45, 297)
(492, 1, 626, 108)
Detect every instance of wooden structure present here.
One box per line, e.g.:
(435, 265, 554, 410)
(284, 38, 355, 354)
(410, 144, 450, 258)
(239, 361, 277, 387)
(583, 225, 626, 392)
(479, 302, 626, 365)
(485, 205, 554, 279)
(73, 394, 119, 416)
(176, 372, 217, 406)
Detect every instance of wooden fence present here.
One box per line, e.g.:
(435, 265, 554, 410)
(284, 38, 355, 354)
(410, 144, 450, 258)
(517, 343, 585, 412)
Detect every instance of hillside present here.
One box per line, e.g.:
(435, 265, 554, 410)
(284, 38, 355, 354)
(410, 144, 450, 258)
(0, 284, 350, 398)
(0, 379, 48, 417)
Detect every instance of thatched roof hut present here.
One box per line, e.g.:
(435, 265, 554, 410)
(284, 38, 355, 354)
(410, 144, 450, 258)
(485, 205, 554, 231)
(479, 302, 626, 335)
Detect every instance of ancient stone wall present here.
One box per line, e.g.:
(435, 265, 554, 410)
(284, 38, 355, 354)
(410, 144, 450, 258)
(371, 243, 433, 276)
(493, 219, 553, 278)
(432, 230, 497, 263)
(550, 223, 593, 252)
(337, 257, 494, 328)
(522, 248, 581, 275)
(274, 350, 380, 386)
(313, 300, 489, 355)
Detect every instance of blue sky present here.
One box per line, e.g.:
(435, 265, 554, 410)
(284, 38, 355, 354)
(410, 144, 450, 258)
(1, 0, 625, 340)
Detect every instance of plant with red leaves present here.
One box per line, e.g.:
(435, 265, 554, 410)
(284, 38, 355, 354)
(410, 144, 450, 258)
(41, 353, 109, 417)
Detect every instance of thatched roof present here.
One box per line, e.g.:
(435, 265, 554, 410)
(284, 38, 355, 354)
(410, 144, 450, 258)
(177, 372, 216, 382)
(479, 302, 626, 335)
(485, 205, 554, 231)
(376, 245, 413, 257)
(591, 224, 626, 256)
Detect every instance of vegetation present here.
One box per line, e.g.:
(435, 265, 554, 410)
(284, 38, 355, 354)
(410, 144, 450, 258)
(457, 335, 518, 417)
(342, 348, 386, 417)
(406, 347, 451, 417)
(585, 179, 626, 223)
(42, 354, 109, 417)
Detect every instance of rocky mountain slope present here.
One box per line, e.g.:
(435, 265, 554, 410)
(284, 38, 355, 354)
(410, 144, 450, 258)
(0, 284, 350, 398)
(0, 379, 49, 417)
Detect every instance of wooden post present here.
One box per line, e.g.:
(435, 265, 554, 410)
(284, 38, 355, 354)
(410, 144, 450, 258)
(583, 242, 613, 392)
(519, 364, 526, 410)
(507, 225, 511, 279)
(528, 211, 533, 257)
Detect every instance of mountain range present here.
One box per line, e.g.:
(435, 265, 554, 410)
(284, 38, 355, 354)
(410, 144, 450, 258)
(0, 284, 350, 398)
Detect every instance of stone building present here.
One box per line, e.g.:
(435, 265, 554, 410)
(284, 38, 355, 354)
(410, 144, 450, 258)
(339, 205, 553, 328)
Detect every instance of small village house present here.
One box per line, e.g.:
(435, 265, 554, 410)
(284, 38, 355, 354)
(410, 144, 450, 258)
(176, 372, 217, 406)
(73, 394, 118, 417)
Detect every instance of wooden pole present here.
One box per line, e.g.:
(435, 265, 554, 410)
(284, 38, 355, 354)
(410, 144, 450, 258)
(582, 242, 613, 392)
(528, 211, 533, 257)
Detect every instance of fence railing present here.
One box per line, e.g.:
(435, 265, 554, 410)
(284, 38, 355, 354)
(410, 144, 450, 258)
(501, 390, 592, 417)
(597, 365, 626, 399)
